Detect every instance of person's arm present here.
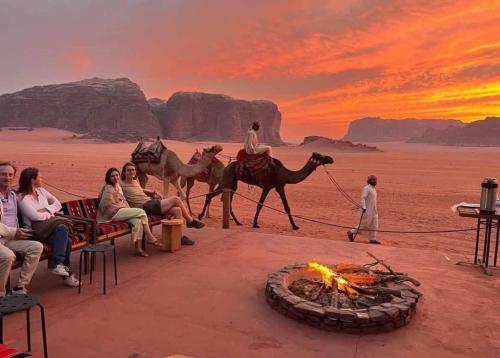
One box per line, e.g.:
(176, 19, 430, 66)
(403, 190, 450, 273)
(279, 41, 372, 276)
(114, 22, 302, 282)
(0, 222, 17, 240)
(40, 188, 62, 214)
(18, 195, 52, 221)
(360, 186, 369, 212)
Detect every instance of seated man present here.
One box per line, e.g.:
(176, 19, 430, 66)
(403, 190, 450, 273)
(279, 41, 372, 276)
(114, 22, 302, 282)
(0, 161, 43, 296)
(244, 121, 273, 157)
(120, 162, 205, 245)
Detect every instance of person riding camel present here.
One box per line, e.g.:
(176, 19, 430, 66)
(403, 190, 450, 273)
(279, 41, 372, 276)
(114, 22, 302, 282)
(244, 121, 273, 157)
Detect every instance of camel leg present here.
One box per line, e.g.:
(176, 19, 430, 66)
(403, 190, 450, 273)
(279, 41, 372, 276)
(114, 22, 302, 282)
(229, 191, 242, 226)
(206, 183, 216, 218)
(171, 177, 187, 200)
(253, 188, 270, 229)
(162, 177, 170, 197)
(185, 179, 194, 216)
(276, 186, 299, 230)
(199, 187, 221, 220)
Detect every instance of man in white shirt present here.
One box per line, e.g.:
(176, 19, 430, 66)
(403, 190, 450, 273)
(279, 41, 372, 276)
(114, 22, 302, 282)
(244, 121, 273, 157)
(347, 174, 381, 244)
(0, 161, 43, 296)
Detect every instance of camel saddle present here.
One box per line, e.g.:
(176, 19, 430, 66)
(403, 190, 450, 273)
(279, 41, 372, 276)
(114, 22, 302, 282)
(187, 150, 221, 182)
(236, 149, 271, 177)
(132, 138, 166, 164)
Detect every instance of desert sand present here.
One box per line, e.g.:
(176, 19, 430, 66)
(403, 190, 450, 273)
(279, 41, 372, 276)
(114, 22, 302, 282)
(1, 128, 499, 257)
(1, 128, 500, 357)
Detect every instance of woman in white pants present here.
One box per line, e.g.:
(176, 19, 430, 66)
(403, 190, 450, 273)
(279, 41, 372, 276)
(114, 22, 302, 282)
(97, 168, 161, 257)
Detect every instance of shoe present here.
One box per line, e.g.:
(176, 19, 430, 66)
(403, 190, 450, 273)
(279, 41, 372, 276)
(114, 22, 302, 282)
(64, 275, 80, 287)
(52, 264, 70, 277)
(186, 219, 205, 229)
(11, 286, 28, 295)
(347, 231, 354, 242)
(368, 240, 382, 245)
(181, 235, 195, 245)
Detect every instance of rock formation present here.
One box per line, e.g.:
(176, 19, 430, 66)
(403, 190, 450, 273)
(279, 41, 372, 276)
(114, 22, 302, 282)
(408, 117, 500, 146)
(149, 92, 283, 144)
(301, 136, 381, 152)
(343, 117, 463, 142)
(0, 77, 161, 137)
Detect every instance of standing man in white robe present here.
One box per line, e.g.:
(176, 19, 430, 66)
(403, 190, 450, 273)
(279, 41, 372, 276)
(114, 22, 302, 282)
(244, 121, 273, 157)
(347, 174, 381, 244)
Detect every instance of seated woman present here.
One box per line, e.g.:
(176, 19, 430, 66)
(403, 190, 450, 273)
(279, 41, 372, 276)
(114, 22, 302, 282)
(97, 168, 160, 257)
(120, 162, 204, 245)
(17, 167, 80, 287)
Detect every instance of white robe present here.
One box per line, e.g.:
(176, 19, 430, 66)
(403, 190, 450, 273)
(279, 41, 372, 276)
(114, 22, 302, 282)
(351, 184, 378, 241)
(244, 129, 272, 156)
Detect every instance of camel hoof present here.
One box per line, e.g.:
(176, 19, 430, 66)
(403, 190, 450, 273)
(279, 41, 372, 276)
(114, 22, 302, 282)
(198, 214, 204, 220)
(292, 225, 300, 230)
(253, 224, 260, 229)
(236, 222, 243, 226)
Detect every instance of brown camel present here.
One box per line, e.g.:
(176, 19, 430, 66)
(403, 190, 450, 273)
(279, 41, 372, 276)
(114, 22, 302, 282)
(133, 144, 223, 199)
(200, 152, 334, 229)
(179, 150, 225, 218)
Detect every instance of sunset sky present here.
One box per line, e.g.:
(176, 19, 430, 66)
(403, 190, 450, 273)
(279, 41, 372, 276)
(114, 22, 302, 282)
(1, 0, 500, 140)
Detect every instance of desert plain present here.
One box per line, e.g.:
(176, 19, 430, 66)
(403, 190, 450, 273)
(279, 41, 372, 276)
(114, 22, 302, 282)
(1, 128, 500, 358)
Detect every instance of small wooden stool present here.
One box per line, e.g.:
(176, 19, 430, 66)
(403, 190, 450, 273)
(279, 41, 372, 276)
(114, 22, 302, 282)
(161, 219, 184, 252)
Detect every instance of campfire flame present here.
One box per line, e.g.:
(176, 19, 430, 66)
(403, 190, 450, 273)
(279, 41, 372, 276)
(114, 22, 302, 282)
(308, 261, 352, 291)
(307, 261, 378, 299)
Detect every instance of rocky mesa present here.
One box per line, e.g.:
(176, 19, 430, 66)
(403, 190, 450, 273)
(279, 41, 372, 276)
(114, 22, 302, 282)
(149, 92, 283, 144)
(408, 117, 500, 146)
(0, 77, 161, 137)
(301, 136, 381, 152)
(343, 117, 463, 142)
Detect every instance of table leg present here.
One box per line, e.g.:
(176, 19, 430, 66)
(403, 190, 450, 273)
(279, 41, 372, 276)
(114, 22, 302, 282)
(38, 304, 48, 358)
(113, 247, 118, 286)
(485, 217, 492, 269)
(0, 314, 3, 343)
(78, 251, 83, 294)
(90, 252, 94, 284)
(26, 309, 31, 352)
(103, 252, 106, 295)
(474, 218, 481, 264)
(494, 219, 500, 267)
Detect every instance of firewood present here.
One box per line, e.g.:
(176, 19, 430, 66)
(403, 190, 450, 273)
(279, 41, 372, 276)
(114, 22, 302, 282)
(366, 252, 396, 274)
(379, 274, 421, 287)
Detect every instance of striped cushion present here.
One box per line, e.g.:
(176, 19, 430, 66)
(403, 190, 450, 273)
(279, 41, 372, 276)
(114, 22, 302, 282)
(96, 221, 130, 236)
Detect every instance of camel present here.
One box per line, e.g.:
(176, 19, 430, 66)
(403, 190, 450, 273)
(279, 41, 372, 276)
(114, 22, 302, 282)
(179, 150, 225, 218)
(200, 152, 334, 230)
(133, 142, 223, 199)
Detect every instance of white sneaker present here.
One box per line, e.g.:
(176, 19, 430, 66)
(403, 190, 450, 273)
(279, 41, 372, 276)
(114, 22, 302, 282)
(52, 264, 70, 277)
(64, 275, 80, 288)
(11, 287, 28, 295)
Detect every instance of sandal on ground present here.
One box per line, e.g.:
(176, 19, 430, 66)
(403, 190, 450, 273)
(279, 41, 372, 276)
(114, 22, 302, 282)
(147, 238, 163, 247)
(186, 219, 205, 229)
(134, 250, 149, 257)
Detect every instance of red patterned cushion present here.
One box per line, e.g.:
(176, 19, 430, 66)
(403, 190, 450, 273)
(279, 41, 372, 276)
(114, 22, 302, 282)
(96, 221, 130, 236)
(0, 343, 37, 357)
(62, 200, 84, 217)
(81, 198, 98, 220)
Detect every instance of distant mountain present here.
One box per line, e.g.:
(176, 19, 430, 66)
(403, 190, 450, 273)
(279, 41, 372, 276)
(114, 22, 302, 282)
(343, 117, 463, 142)
(408, 117, 500, 146)
(149, 92, 283, 144)
(0, 77, 161, 137)
(300, 136, 381, 152)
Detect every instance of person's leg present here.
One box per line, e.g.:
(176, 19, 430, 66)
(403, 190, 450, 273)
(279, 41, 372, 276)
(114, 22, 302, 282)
(63, 236, 73, 273)
(160, 197, 193, 222)
(47, 224, 70, 267)
(0, 244, 16, 297)
(167, 207, 182, 219)
(112, 209, 147, 242)
(368, 216, 379, 243)
(4, 240, 43, 290)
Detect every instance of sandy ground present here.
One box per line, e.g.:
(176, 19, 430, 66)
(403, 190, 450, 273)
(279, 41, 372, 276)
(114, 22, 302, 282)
(2, 228, 500, 358)
(2, 128, 499, 258)
(1, 129, 500, 357)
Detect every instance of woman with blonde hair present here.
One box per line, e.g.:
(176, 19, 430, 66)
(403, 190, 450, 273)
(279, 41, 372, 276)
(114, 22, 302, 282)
(97, 168, 161, 257)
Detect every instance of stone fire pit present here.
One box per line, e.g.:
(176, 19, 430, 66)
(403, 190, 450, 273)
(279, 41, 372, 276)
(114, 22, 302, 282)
(265, 255, 422, 333)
